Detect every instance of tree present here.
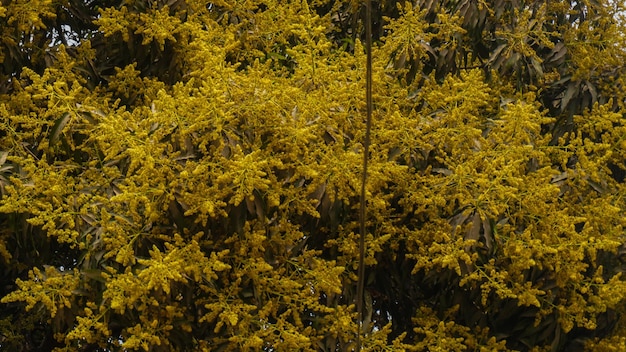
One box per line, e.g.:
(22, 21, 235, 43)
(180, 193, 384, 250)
(0, 0, 625, 350)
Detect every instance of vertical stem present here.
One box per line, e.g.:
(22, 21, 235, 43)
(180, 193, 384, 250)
(357, 0, 373, 350)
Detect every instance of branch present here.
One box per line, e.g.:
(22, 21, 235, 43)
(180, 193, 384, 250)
(356, 0, 373, 350)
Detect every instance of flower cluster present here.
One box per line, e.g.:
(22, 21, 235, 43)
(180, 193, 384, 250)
(0, 0, 625, 351)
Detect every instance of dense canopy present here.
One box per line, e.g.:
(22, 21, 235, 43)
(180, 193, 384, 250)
(1, 0, 626, 351)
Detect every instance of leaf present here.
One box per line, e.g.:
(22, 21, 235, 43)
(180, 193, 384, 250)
(487, 43, 508, 68)
(530, 56, 543, 77)
(393, 50, 408, 70)
(254, 193, 265, 219)
(560, 81, 578, 112)
(551, 171, 569, 183)
(310, 182, 326, 205)
(387, 146, 402, 161)
(449, 208, 471, 228)
(482, 217, 493, 252)
(546, 42, 567, 64)
(587, 178, 606, 193)
(50, 112, 72, 145)
(81, 269, 106, 282)
(420, 41, 436, 58)
(432, 168, 452, 176)
(466, 211, 481, 241)
(584, 80, 598, 105)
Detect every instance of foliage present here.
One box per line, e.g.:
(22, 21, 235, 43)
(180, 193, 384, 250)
(0, 0, 625, 351)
